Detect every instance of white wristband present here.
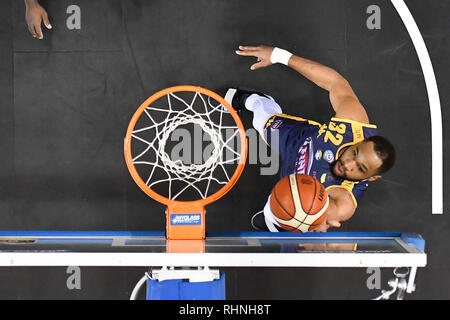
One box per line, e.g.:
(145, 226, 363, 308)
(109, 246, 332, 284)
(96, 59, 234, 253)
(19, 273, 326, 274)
(270, 47, 293, 65)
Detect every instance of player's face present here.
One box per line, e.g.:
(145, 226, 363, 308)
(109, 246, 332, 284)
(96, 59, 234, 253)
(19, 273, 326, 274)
(331, 141, 382, 181)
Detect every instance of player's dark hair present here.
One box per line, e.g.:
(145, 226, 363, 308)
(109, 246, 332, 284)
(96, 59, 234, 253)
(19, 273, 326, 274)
(365, 136, 395, 175)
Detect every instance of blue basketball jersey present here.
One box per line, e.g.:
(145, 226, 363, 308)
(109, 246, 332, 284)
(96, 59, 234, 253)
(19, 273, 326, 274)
(265, 114, 378, 207)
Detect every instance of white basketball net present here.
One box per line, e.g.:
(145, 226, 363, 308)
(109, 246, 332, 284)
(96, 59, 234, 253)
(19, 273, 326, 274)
(131, 91, 244, 201)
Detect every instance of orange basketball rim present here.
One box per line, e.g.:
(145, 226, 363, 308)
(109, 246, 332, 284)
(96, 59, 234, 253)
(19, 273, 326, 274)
(124, 85, 248, 240)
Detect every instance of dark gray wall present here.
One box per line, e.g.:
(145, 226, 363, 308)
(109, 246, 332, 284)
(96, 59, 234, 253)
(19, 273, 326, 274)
(0, 0, 448, 299)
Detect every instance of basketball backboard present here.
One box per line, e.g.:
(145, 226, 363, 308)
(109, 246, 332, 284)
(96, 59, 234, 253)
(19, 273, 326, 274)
(0, 231, 425, 267)
(0, 231, 426, 299)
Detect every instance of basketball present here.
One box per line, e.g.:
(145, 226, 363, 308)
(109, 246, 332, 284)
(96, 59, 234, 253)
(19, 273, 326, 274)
(270, 174, 329, 232)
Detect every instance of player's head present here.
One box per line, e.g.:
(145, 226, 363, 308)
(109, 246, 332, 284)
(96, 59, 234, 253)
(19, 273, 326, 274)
(331, 135, 395, 182)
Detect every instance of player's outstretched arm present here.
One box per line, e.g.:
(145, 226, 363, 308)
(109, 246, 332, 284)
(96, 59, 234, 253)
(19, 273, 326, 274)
(24, 0, 52, 39)
(309, 187, 356, 232)
(324, 187, 356, 230)
(235, 45, 369, 124)
(299, 187, 356, 232)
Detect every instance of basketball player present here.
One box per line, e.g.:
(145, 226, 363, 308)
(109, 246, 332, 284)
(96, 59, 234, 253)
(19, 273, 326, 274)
(24, 0, 52, 39)
(225, 45, 395, 233)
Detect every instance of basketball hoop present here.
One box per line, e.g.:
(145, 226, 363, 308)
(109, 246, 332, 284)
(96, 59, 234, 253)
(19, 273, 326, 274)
(124, 86, 247, 240)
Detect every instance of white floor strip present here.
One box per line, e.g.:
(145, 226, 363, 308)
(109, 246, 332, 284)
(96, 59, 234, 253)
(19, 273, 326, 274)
(391, 0, 443, 214)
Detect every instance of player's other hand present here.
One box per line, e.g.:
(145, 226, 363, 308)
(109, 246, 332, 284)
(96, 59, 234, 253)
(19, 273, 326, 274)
(235, 45, 274, 71)
(25, 0, 52, 39)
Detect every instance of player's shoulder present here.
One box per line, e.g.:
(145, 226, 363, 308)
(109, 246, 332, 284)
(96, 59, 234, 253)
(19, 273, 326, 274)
(315, 117, 377, 155)
(322, 173, 369, 190)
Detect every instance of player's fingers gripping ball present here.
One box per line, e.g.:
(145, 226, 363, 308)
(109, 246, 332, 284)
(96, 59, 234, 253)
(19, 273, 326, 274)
(270, 174, 329, 232)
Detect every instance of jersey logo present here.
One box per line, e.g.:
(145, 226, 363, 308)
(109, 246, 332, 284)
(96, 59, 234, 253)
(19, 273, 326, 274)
(270, 119, 283, 129)
(315, 150, 323, 160)
(323, 150, 335, 163)
(295, 138, 312, 174)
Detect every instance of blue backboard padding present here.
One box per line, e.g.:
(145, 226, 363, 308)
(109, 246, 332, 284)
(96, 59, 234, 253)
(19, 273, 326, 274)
(401, 233, 426, 252)
(146, 272, 226, 300)
(0, 231, 424, 249)
(0, 231, 426, 254)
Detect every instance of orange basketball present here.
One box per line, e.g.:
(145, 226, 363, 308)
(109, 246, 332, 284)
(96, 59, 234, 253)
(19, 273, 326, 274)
(270, 174, 329, 232)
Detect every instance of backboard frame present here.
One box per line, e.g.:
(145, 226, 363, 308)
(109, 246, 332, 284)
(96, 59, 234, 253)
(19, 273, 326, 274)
(0, 231, 426, 268)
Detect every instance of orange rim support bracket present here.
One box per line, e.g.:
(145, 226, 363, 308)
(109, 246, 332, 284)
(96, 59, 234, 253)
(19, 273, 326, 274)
(166, 203, 206, 240)
(166, 239, 206, 253)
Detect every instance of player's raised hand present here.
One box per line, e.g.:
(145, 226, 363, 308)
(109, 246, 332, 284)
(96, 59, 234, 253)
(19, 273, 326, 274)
(235, 45, 275, 70)
(25, 0, 52, 39)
